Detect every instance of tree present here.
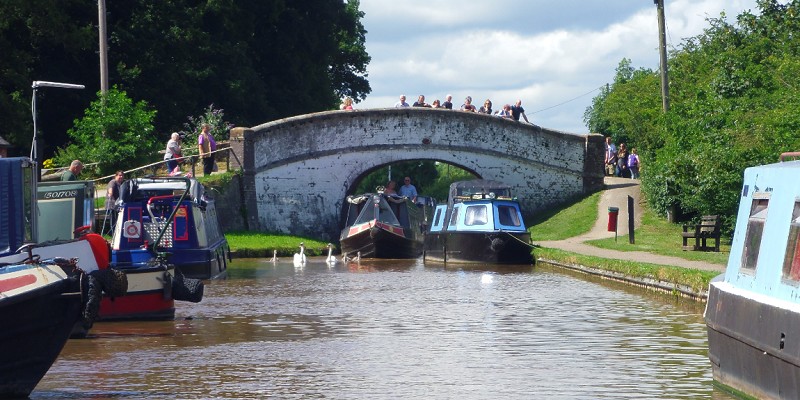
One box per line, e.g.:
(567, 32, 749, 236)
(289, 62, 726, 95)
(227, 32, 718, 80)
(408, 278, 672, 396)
(55, 86, 159, 176)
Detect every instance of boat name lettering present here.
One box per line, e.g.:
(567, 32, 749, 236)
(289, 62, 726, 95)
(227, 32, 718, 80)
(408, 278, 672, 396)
(43, 190, 77, 199)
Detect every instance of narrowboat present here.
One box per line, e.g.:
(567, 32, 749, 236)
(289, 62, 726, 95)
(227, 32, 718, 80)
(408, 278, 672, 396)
(0, 157, 100, 398)
(111, 176, 229, 280)
(103, 176, 212, 321)
(705, 152, 800, 399)
(340, 189, 429, 259)
(424, 180, 533, 264)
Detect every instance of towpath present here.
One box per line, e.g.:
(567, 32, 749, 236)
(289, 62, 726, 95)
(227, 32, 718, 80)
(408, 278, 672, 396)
(535, 177, 726, 273)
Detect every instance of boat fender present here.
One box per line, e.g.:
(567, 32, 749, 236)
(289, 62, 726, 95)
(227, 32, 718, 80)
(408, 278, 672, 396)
(171, 271, 204, 303)
(490, 238, 506, 252)
(82, 233, 111, 269)
(89, 268, 128, 298)
(161, 271, 173, 300)
(80, 274, 101, 330)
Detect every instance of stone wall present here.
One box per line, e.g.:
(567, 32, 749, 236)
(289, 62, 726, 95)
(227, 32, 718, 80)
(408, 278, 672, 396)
(229, 108, 604, 242)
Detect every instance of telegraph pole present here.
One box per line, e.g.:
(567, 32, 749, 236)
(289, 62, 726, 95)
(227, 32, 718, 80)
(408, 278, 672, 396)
(98, 0, 109, 95)
(655, 0, 669, 112)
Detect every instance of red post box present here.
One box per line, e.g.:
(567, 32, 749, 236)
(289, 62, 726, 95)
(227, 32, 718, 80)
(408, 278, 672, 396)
(607, 207, 619, 232)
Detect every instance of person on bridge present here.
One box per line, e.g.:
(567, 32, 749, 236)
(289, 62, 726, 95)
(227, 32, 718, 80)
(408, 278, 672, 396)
(340, 97, 354, 110)
(61, 160, 83, 181)
(478, 99, 493, 114)
(443, 94, 453, 110)
(431, 99, 442, 108)
(394, 95, 410, 108)
(460, 96, 477, 112)
(496, 104, 513, 119)
(413, 95, 431, 107)
(510, 100, 530, 123)
(399, 177, 418, 202)
(198, 123, 217, 176)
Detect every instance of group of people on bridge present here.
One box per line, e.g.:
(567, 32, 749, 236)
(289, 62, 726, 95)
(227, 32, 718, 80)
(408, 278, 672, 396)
(604, 136, 640, 179)
(338, 94, 533, 124)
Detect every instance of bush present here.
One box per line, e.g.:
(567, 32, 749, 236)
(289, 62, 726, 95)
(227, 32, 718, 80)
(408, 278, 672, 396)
(55, 87, 160, 177)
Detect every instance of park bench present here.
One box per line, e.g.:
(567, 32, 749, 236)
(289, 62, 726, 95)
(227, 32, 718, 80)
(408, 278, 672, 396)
(681, 215, 721, 252)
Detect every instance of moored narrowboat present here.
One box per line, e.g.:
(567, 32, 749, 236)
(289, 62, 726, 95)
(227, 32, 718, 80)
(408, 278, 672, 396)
(0, 157, 101, 398)
(340, 190, 429, 259)
(424, 180, 533, 265)
(111, 176, 230, 280)
(705, 153, 800, 399)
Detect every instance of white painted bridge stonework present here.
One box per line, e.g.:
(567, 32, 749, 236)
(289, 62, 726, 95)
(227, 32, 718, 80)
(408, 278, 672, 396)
(229, 108, 604, 242)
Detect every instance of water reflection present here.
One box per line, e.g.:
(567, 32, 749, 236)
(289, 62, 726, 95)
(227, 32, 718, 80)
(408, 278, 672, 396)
(34, 257, 735, 399)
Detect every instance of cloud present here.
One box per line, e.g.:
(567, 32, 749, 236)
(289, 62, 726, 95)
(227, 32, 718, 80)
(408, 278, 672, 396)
(356, 0, 762, 132)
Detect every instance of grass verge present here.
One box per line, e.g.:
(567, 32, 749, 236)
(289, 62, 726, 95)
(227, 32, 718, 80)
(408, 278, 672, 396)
(226, 231, 330, 258)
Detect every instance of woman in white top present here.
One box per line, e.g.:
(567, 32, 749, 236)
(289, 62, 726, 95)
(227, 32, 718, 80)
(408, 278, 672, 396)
(164, 132, 182, 174)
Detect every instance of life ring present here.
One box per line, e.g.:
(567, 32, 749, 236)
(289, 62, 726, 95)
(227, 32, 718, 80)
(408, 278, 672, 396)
(123, 220, 141, 238)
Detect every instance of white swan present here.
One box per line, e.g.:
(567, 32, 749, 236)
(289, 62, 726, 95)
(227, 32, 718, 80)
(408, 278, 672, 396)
(326, 243, 337, 265)
(268, 249, 278, 263)
(353, 251, 361, 262)
(293, 242, 307, 266)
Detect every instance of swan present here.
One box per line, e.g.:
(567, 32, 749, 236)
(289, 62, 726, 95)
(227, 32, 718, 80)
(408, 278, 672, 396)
(293, 242, 307, 266)
(326, 243, 337, 265)
(353, 251, 361, 262)
(268, 250, 278, 263)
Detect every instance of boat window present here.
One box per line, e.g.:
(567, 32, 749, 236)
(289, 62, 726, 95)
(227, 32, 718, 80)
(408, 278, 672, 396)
(354, 196, 400, 225)
(782, 201, 800, 281)
(742, 198, 769, 271)
(433, 208, 442, 227)
(497, 205, 521, 226)
(464, 205, 488, 226)
(449, 206, 460, 227)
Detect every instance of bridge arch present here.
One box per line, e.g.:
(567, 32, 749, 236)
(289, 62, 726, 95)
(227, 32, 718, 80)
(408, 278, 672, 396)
(229, 108, 604, 241)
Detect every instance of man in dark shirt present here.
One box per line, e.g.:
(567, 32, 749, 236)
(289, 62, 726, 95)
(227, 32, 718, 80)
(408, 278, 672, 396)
(443, 94, 453, 110)
(510, 99, 530, 123)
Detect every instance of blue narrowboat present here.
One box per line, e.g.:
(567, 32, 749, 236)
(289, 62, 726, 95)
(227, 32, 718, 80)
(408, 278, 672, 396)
(111, 177, 230, 281)
(424, 180, 533, 265)
(705, 152, 800, 399)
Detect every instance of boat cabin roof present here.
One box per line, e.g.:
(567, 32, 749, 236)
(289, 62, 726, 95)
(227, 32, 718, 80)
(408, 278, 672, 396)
(124, 177, 204, 203)
(448, 179, 514, 204)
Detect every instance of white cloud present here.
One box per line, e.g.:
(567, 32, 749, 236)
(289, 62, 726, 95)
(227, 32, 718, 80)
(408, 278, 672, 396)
(356, 0, 763, 133)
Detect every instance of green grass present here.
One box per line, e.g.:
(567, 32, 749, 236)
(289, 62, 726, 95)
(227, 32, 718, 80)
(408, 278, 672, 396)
(529, 192, 600, 240)
(585, 207, 729, 265)
(535, 247, 719, 292)
(225, 231, 331, 258)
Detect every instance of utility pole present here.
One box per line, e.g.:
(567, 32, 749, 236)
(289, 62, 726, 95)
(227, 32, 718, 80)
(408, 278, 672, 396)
(98, 0, 109, 96)
(655, 0, 669, 112)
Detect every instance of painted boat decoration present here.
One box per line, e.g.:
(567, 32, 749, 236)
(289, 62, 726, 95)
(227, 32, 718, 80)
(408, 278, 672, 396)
(424, 180, 533, 265)
(0, 157, 104, 397)
(111, 176, 229, 280)
(705, 152, 800, 399)
(340, 190, 429, 259)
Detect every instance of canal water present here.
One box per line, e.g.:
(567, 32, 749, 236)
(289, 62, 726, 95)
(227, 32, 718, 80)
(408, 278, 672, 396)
(34, 258, 736, 399)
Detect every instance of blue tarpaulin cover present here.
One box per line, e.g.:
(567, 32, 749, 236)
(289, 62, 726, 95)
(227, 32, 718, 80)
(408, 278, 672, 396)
(0, 157, 25, 257)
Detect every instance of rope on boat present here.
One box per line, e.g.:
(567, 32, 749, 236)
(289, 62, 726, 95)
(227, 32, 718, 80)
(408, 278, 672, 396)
(499, 230, 540, 249)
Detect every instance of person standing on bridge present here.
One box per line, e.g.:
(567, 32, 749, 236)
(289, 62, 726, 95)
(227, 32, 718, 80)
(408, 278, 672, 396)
(413, 95, 431, 107)
(394, 95, 410, 108)
(443, 94, 453, 110)
(399, 176, 418, 203)
(460, 96, 477, 112)
(510, 100, 530, 123)
(198, 123, 217, 176)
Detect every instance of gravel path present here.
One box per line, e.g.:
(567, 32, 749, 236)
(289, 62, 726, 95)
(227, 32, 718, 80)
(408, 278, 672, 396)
(535, 177, 726, 273)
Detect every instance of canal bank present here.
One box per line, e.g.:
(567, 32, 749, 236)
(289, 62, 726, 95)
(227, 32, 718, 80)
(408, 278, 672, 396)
(534, 176, 726, 301)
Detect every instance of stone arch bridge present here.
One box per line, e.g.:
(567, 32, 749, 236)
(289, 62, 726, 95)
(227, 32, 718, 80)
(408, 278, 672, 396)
(228, 108, 604, 242)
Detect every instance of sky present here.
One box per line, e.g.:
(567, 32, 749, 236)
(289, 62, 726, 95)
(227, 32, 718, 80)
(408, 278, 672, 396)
(356, 0, 762, 133)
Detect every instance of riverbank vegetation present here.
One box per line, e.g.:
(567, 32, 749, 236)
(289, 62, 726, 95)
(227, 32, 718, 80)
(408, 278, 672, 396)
(584, 0, 800, 235)
(2, 1, 370, 163)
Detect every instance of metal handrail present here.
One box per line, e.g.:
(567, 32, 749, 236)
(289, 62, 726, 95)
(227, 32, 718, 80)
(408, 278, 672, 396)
(779, 152, 800, 162)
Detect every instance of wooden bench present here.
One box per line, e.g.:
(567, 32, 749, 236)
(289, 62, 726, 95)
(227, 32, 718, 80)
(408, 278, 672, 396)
(681, 215, 721, 252)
